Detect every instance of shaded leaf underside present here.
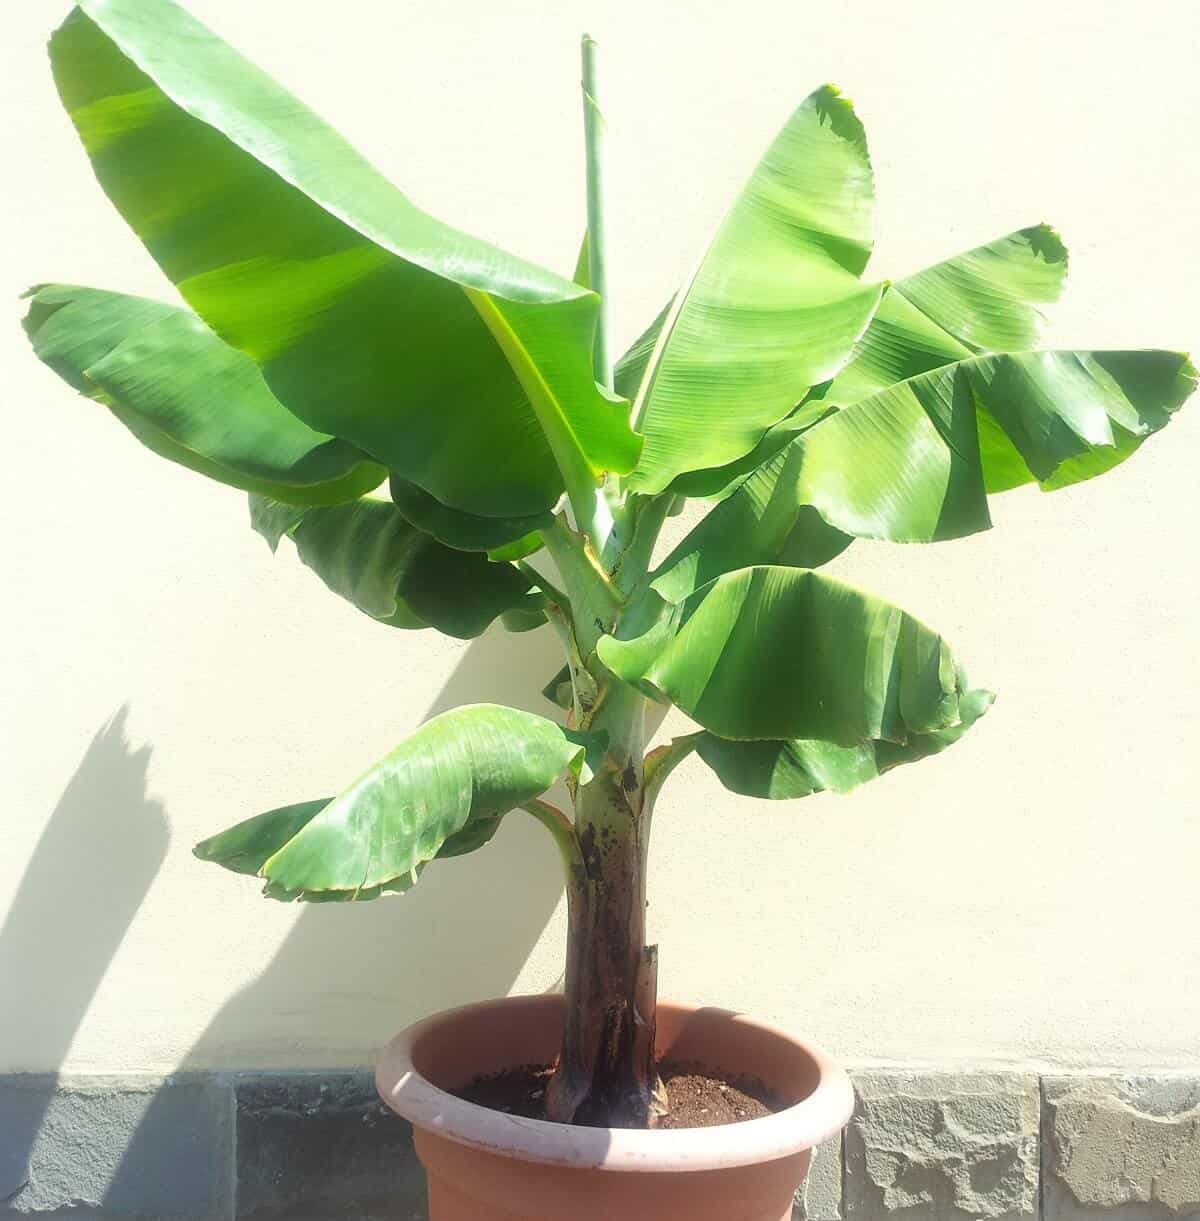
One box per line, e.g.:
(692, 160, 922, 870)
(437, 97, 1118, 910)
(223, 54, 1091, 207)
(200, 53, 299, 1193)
(387, 474, 548, 558)
(694, 688, 994, 800)
(249, 495, 541, 638)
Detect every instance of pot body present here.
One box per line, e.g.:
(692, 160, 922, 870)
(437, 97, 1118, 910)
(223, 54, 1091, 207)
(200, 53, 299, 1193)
(376, 995, 853, 1221)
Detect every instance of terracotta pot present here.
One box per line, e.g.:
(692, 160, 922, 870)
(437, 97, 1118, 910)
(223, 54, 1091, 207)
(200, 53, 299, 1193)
(376, 995, 853, 1221)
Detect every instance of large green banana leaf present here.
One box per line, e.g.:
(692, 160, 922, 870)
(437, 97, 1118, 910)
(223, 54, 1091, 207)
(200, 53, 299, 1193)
(597, 567, 969, 744)
(51, 0, 639, 518)
(791, 349, 1195, 542)
(194, 704, 592, 900)
(249, 496, 541, 638)
(650, 342, 1176, 594)
(23, 284, 384, 505)
(694, 688, 994, 800)
(625, 224, 1073, 584)
(196, 800, 507, 903)
(665, 224, 1070, 501)
(622, 86, 883, 494)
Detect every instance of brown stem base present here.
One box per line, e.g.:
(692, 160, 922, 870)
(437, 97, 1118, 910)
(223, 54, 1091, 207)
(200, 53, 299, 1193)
(544, 715, 662, 1129)
(546, 942, 662, 1128)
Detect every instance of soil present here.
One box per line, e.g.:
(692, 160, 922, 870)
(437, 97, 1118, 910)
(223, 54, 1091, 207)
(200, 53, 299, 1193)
(656, 1060, 778, 1129)
(453, 1059, 780, 1130)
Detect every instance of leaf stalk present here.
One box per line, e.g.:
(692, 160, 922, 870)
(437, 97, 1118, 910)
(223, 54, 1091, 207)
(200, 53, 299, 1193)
(521, 797, 583, 879)
(516, 558, 568, 609)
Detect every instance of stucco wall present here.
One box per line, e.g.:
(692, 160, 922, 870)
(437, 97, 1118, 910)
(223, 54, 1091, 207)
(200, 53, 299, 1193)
(2, 0, 1197, 1077)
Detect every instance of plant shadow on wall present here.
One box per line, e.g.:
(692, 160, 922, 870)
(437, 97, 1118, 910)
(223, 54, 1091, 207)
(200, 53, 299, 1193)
(104, 618, 589, 1210)
(0, 708, 168, 1203)
(3, 623, 587, 1206)
(185, 621, 575, 1062)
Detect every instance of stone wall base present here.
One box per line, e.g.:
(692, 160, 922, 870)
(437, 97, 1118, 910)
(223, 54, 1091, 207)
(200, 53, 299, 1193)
(2, 1070, 1197, 1219)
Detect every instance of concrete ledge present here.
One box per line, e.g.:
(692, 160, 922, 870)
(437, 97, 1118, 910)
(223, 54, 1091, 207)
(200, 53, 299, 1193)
(0, 1074, 234, 1219)
(4, 1070, 1198, 1220)
(234, 1071, 425, 1221)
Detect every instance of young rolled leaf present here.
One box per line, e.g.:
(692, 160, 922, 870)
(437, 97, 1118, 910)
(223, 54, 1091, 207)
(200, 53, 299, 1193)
(193, 704, 592, 901)
(23, 284, 385, 505)
(793, 349, 1196, 542)
(51, 0, 640, 519)
(597, 567, 970, 745)
(623, 85, 884, 493)
(694, 688, 994, 800)
(249, 496, 542, 639)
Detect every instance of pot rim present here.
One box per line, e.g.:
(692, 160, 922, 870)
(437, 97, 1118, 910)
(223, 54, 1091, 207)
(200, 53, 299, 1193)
(375, 995, 854, 1173)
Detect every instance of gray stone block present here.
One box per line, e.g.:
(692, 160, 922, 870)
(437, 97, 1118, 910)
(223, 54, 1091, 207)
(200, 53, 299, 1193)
(0, 1073, 234, 1219)
(1042, 1076, 1200, 1221)
(796, 1132, 844, 1220)
(234, 1072, 426, 1220)
(844, 1072, 1039, 1220)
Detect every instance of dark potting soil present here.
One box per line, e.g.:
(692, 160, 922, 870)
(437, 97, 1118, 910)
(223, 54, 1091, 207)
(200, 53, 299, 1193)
(656, 1060, 778, 1128)
(452, 1060, 779, 1129)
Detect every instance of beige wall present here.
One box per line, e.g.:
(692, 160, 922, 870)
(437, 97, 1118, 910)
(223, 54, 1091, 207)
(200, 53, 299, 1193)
(3, 0, 1198, 1076)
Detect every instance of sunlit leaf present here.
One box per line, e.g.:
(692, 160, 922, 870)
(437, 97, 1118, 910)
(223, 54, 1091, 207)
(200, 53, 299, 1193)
(795, 349, 1196, 542)
(661, 225, 1070, 502)
(196, 704, 592, 900)
(823, 224, 1068, 405)
(598, 567, 970, 744)
(624, 86, 883, 493)
(52, 0, 639, 517)
(23, 284, 384, 505)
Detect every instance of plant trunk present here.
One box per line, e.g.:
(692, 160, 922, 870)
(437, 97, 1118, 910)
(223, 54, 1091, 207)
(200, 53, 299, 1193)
(544, 682, 661, 1128)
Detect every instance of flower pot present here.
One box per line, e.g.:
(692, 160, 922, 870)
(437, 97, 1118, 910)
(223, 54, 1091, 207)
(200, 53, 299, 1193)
(376, 995, 853, 1221)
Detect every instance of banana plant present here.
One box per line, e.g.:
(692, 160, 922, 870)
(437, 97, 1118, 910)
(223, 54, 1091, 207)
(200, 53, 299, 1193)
(25, 0, 1194, 1130)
